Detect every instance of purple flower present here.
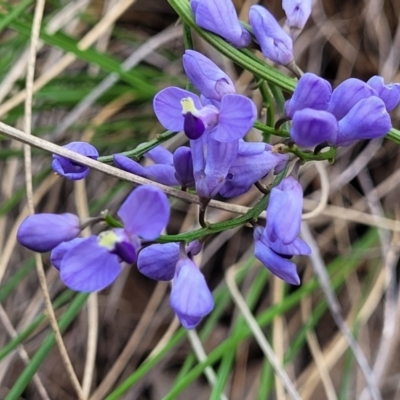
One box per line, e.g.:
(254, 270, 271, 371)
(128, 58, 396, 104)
(58, 185, 170, 292)
(327, 78, 376, 120)
(153, 87, 256, 142)
(219, 141, 289, 198)
(285, 73, 332, 118)
(290, 108, 338, 147)
(52, 142, 99, 180)
(282, 0, 312, 39)
(335, 96, 391, 146)
(367, 75, 400, 112)
(190, 0, 251, 48)
(249, 5, 293, 65)
(17, 213, 81, 252)
(170, 257, 214, 329)
(183, 50, 236, 101)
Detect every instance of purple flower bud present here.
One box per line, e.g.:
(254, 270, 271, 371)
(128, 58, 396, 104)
(52, 142, 99, 180)
(335, 96, 392, 146)
(170, 258, 214, 329)
(183, 50, 236, 101)
(290, 109, 338, 147)
(266, 177, 303, 245)
(17, 213, 80, 252)
(249, 5, 293, 65)
(190, 0, 251, 48)
(145, 146, 174, 165)
(367, 75, 400, 112)
(173, 147, 195, 188)
(328, 78, 377, 120)
(137, 243, 179, 281)
(113, 154, 179, 186)
(282, 0, 312, 39)
(284, 73, 332, 118)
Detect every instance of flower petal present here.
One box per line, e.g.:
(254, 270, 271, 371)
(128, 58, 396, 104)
(367, 75, 400, 112)
(290, 108, 338, 147)
(336, 96, 392, 146)
(153, 87, 202, 132)
(285, 73, 332, 118)
(214, 94, 257, 142)
(60, 236, 121, 292)
(51, 238, 85, 270)
(137, 243, 179, 281)
(328, 78, 376, 120)
(170, 258, 214, 329)
(118, 185, 170, 240)
(254, 239, 300, 285)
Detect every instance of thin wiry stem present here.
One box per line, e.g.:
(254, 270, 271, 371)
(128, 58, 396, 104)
(23, 0, 84, 398)
(74, 180, 98, 398)
(187, 330, 228, 400)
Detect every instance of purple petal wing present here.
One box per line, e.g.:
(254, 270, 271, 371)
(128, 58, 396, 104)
(254, 239, 300, 285)
(290, 109, 338, 147)
(328, 78, 377, 120)
(214, 94, 257, 142)
(137, 243, 179, 281)
(367, 75, 400, 112)
(285, 73, 332, 117)
(170, 258, 214, 329)
(118, 185, 170, 240)
(51, 238, 85, 270)
(60, 236, 121, 292)
(336, 96, 391, 146)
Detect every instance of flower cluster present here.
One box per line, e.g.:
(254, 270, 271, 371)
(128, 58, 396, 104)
(16, 0, 400, 331)
(286, 73, 398, 148)
(18, 186, 170, 292)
